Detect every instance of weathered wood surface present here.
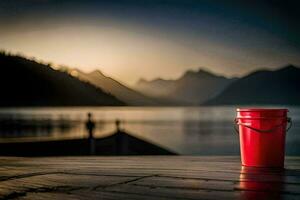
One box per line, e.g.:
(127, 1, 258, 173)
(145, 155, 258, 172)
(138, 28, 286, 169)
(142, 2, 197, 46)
(0, 156, 300, 200)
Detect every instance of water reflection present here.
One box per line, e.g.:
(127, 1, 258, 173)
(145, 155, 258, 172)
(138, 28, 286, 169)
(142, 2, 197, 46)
(237, 166, 300, 200)
(0, 114, 75, 137)
(0, 107, 299, 155)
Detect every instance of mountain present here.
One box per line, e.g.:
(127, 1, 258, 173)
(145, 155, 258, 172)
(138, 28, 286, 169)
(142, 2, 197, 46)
(135, 69, 236, 105)
(136, 78, 177, 97)
(204, 65, 300, 105)
(0, 53, 125, 106)
(73, 69, 169, 106)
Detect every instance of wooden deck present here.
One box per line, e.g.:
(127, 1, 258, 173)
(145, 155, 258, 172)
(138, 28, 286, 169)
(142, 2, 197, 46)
(0, 156, 299, 200)
(0, 131, 176, 156)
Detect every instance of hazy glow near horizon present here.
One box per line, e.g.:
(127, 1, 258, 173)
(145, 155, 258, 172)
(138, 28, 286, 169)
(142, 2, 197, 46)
(1, 0, 300, 85)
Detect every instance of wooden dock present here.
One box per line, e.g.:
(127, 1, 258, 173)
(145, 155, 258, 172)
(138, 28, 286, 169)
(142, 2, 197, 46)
(0, 131, 176, 156)
(0, 156, 300, 199)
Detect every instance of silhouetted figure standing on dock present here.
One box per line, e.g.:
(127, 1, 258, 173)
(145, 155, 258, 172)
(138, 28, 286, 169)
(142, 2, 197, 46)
(115, 119, 121, 132)
(85, 113, 95, 155)
(115, 119, 128, 155)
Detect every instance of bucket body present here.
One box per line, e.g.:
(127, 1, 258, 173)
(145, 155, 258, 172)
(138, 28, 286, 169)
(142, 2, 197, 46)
(236, 108, 289, 168)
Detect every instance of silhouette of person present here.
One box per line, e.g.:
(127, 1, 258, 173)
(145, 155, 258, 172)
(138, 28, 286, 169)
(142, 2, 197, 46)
(115, 119, 125, 154)
(115, 119, 121, 132)
(86, 113, 95, 140)
(85, 113, 95, 155)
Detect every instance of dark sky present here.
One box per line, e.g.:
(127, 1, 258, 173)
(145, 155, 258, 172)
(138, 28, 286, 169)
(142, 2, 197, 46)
(0, 0, 299, 84)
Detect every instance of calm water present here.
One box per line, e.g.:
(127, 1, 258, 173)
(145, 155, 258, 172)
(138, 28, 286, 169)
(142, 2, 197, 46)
(0, 106, 299, 155)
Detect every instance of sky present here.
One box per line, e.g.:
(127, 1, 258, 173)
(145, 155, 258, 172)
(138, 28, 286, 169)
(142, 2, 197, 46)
(0, 0, 300, 85)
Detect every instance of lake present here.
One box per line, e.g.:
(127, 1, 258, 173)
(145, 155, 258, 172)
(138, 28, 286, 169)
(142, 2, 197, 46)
(0, 106, 299, 155)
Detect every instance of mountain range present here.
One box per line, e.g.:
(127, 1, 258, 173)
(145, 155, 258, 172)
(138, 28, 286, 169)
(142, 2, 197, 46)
(0, 53, 124, 106)
(72, 69, 170, 106)
(204, 65, 300, 105)
(1, 52, 299, 106)
(134, 69, 237, 105)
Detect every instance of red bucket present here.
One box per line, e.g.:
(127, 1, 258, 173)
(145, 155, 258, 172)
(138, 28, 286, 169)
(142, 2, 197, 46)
(235, 108, 292, 168)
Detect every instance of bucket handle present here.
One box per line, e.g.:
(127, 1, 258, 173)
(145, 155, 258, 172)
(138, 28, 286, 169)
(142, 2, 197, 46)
(234, 117, 292, 133)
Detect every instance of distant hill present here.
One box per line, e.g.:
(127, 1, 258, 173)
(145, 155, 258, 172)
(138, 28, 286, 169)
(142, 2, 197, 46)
(0, 53, 125, 106)
(135, 69, 236, 105)
(204, 65, 300, 105)
(136, 78, 177, 97)
(73, 69, 167, 106)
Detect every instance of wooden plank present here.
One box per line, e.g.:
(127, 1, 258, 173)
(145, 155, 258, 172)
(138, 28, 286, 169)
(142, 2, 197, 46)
(0, 156, 299, 200)
(17, 190, 179, 200)
(104, 184, 286, 200)
(0, 173, 135, 199)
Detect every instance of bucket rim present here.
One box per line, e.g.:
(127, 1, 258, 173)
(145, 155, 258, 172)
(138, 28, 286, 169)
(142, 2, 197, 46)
(237, 108, 288, 112)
